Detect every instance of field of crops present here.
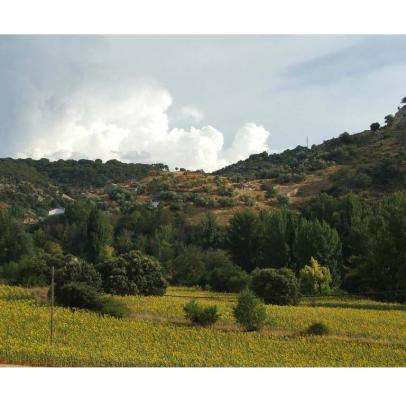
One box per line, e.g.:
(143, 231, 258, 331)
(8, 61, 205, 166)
(1, 285, 406, 367)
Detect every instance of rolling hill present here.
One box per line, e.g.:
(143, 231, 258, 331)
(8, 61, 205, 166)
(1, 105, 405, 225)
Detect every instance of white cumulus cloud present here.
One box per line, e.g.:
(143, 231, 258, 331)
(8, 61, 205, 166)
(14, 82, 270, 172)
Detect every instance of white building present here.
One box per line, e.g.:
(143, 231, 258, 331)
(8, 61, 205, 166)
(48, 207, 65, 216)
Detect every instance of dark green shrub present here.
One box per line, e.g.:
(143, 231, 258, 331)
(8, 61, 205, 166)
(384, 114, 394, 126)
(56, 282, 100, 310)
(233, 289, 267, 331)
(96, 296, 131, 318)
(251, 267, 300, 305)
(261, 181, 277, 198)
(277, 195, 289, 206)
(97, 250, 167, 296)
(370, 122, 380, 131)
(208, 264, 250, 293)
(54, 256, 102, 300)
(169, 246, 206, 286)
(183, 300, 219, 326)
(339, 132, 352, 144)
(305, 322, 330, 336)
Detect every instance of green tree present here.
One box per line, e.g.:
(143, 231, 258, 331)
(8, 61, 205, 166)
(299, 257, 332, 294)
(0, 209, 34, 265)
(350, 192, 406, 301)
(233, 289, 267, 331)
(54, 256, 102, 298)
(199, 212, 225, 249)
(86, 207, 111, 264)
(384, 114, 394, 126)
(169, 246, 206, 286)
(370, 122, 381, 131)
(227, 209, 260, 271)
(251, 267, 300, 305)
(257, 209, 298, 269)
(294, 218, 342, 282)
(97, 250, 167, 296)
(57, 282, 100, 310)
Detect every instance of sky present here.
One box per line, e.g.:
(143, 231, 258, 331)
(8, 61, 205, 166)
(0, 35, 406, 172)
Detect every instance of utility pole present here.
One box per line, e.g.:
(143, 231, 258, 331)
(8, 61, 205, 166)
(306, 136, 309, 148)
(50, 266, 55, 345)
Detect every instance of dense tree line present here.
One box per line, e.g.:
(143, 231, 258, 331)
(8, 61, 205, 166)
(0, 157, 168, 189)
(1, 189, 406, 303)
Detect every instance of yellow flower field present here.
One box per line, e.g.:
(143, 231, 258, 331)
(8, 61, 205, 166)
(1, 285, 406, 367)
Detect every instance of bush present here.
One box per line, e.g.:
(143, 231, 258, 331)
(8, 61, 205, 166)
(299, 257, 332, 294)
(208, 264, 250, 293)
(277, 195, 289, 206)
(96, 296, 131, 318)
(261, 181, 277, 198)
(202, 251, 249, 292)
(183, 300, 219, 326)
(339, 132, 352, 144)
(54, 256, 102, 300)
(233, 289, 267, 331)
(240, 195, 256, 206)
(251, 268, 300, 305)
(370, 122, 380, 131)
(305, 322, 330, 336)
(56, 282, 100, 310)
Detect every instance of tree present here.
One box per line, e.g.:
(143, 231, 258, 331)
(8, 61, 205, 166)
(198, 212, 225, 249)
(97, 250, 167, 296)
(54, 256, 102, 301)
(233, 289, 267, 331)
(384, 114, 394, 126)
(370, 122, 381, 131)
(251, 267, 300, 305)
(299, 257, 332, 294)
(339, 132, 351, 144)
(349, 192, 406, 301)
(168, 246, 206, 286)
(0, 209, 34, 265)
(401, 97, 406, 104)
(86, 207, 111, 264)
(57, 282, 100, 310)
(257, 209, 297, 269)
(227, 209, 260, 271)
(207, 263, 249, 293)
(294, 218, 342, 282)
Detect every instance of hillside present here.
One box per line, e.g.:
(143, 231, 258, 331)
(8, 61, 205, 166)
(0, 158, 168, 220)
(1, 105, 406, 225)
(214, 105, 406, 203)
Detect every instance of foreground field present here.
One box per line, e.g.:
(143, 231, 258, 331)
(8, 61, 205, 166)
(1, 285, 406, 367)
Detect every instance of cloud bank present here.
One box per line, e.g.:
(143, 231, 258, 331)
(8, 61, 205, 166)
(4, 35, 405, 169)
(12, 80, 269, 171)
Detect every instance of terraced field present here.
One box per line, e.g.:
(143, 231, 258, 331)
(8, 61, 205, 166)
(1, 285, 406, 367)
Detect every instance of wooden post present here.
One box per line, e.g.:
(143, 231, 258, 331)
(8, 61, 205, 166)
(50, 266, 55, 344)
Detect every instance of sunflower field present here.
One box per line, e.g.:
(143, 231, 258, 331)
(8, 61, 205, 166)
(1, 285, 406, 367)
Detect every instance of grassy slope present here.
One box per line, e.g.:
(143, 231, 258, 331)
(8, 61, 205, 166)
(1, 285, 406, 367)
